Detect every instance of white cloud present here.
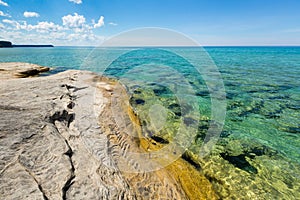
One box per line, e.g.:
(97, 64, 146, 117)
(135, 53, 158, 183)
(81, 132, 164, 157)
(0, 0, 8, 7)
(69, 0, 82, 4)
(66, 33, 104, 45)
(0, 10, 10, 17)
(1, 29, 105, 46)
(62, 13, 86, 28)
(1, 11, 108, 46)
(108, 22, 117, 26)
(2, 19, 29, 30)
(62, 13, 94, 33)
(27, 21, 64, 33)
(2, 19, 63, 33)
(2, 19, 18, 26)
(24, 11, 40, 18)
(94, 16, 104, 28)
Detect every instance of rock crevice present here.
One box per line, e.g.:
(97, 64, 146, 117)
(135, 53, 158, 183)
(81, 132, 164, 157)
(22, 164, 50, 200)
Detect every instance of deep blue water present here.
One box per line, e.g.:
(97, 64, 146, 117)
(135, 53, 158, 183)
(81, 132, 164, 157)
(1, 46, 299, 199)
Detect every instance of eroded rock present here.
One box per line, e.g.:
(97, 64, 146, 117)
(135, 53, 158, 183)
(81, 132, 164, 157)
(0, 63, 217, 200)
(0, 62, 49, 79)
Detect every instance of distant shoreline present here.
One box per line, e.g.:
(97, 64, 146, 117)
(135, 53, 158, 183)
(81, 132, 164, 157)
(0, 41, 53, 48)
(12, 45, 54, 48)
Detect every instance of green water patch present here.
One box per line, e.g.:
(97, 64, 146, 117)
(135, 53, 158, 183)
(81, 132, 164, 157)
(121, 75, 300, 199)
(128, 84, 196, 145)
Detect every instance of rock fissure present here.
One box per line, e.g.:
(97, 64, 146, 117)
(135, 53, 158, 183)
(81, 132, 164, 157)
(48, 115, 76, 200)
(19, 161, 50, 200)
(48, 87, 76, 199)
(62, 139, 75, 200)
(49, 110, 75, 128)
(50, 114, 76, 200)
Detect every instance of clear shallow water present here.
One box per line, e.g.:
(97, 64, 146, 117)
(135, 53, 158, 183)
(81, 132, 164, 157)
(1, 46, 299, 199)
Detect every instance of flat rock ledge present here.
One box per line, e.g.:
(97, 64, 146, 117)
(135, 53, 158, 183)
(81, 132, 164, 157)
(0, 62, 50, 80)
(0, 63, 217, 200)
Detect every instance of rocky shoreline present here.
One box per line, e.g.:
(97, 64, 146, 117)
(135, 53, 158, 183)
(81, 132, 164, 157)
(0, 63, 217, 199)
(0, 62, 50, 79)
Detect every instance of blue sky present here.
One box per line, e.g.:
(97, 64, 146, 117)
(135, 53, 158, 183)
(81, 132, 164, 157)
(0, 0, 300, 46)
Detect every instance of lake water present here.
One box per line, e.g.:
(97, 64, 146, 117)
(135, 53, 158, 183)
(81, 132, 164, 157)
(1, 46, 299, 199)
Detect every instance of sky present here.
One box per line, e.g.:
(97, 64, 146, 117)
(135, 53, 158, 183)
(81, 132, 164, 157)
(0, 0, 300, 46)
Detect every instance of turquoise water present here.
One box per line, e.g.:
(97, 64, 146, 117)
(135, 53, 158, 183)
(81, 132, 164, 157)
(1, 46, 299, 199)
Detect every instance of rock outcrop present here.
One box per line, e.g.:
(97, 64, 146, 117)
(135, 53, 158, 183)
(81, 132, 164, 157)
(0, 62, 50, 79)
(0, 63, 217, 199)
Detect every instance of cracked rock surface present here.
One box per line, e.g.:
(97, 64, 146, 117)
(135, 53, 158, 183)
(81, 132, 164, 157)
(0, 64, 213, 200)
(0, 68, 134, 199)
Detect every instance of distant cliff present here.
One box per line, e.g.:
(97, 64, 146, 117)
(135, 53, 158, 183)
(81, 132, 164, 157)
(0, 41, 12, 48)
(0, 41, 53, 48)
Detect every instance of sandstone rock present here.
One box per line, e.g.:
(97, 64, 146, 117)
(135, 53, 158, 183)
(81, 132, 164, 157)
(0, 63, 217, 200)
(0, 62, 49, 80)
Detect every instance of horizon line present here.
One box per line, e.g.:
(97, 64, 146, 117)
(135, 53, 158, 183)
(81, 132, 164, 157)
(52, 45, 300, 48)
